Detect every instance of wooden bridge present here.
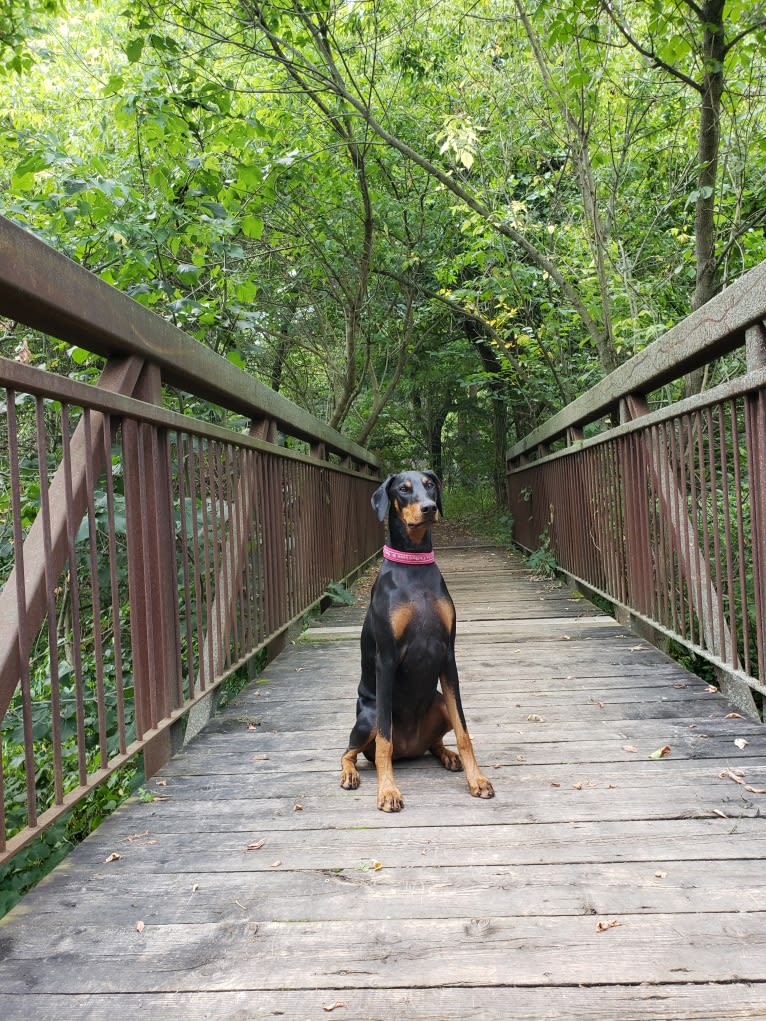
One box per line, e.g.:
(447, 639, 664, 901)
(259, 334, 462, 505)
(3, 535, 766, 1018)
(4, 222, 766, 1019)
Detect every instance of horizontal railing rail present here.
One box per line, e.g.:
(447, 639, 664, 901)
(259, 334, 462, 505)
(0, 216, 381, 863)
(507, 260, 766, 718)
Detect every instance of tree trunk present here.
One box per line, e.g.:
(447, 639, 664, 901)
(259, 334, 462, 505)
(685, 0, 726, 397)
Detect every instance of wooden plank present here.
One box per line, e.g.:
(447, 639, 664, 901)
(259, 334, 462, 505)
(2, 912, 766, 992)
(3, 985, 766, 1021)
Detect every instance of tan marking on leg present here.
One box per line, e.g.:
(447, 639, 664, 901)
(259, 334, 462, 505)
(375, 735, 404, 812)
(441, 685, 495, 799)
(340, 733, 375, 790)
(430, 737, 463, 772)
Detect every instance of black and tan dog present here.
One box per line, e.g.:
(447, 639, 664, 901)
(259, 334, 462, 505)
(340, 470, 495, 812)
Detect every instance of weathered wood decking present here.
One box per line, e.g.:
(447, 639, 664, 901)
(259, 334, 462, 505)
(3, 540, 766, 1019)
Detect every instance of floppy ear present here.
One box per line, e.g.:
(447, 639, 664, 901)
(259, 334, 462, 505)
(371, 475, 395, 522)
(423, 470, 443, 516)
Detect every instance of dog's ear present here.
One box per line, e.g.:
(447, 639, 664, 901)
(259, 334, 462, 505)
(423, 470, 443, 516)
(371, 475, 395, 522)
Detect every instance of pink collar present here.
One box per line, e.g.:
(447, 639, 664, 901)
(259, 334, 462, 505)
(383, 544, 435, 565)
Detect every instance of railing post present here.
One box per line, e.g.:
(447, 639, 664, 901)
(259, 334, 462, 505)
(122, 363, 183, 778)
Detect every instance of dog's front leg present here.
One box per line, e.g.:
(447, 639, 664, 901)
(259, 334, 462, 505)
(375, 651, 404, 812)
(440, 657, 495, 800)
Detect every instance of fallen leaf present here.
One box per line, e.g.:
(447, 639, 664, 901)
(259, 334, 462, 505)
(323, 1002, 347, 1013)
(720, 768, 766, 794)
(726, 712, 744, 719)
(608, 784, 618, 789)
(706, 685, 717, 693)
(713, 809, 728, 819)
(192, 884, 200, 892)
(550, 782, 561, 788)
(253, 754, 270, 761)
(246, 839, 266, 851)
(629, 645, 645, 652)
(136, 920, 145, 933)
(647, 746, 671, 760)
(125, 831, 149, 843)
(734, 738, 749, 750)
(655, 871, 667, 879)
(371, 860, 383, 871)
(572, 782, 583, 790)
(516, 755, 527, 762)
(527, 714, 545, 722)
(247, 723, 258, 731)
(493, 763, 502, 769)
(623, 745, 638, 753)
(155, 779, 168, 787)
(596, 919, 621, 932)
(270, 860, 282, 868)
(562, 635, 572, 641)
(673, 683, 687, 689)
(103, 852, 122, 864)
(595, 700, 605, 709)
(293, 803, 304, 811)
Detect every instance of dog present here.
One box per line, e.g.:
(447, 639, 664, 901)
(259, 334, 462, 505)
(339, 470, 495, 812)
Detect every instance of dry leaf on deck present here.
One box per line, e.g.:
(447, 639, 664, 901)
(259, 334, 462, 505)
(270, 860, 282, 868)
(720, 768, 766, 794)
(293, 803, 304, 811)
(647, 746, 671, 760)
(246, 839, 266, 851)
(103, 852, 122, 864)
(734, 738, 749, 749)
(726, 712, 744, 719)
(527, 714, 545, 722)
(323, 1002, 347, 1013)
(655, 871, 667, 879)
(135, 920, 145, 934)
(623, 745, 638, 753)
(596, 919, 621, 932)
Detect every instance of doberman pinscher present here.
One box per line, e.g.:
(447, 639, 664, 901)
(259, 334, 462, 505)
(340, 470, 495, 812)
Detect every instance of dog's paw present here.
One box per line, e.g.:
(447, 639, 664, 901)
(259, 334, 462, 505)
(377, 786, 404, 812)
(437, 748, 463, 772)
(340, 768, 360, 790)
(469, 775, 495, 799)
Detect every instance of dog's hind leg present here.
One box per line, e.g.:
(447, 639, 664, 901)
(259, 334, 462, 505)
(340, 705, 376, 790)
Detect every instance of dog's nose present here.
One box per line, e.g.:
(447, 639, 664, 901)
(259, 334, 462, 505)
(421, 501, 437, 516)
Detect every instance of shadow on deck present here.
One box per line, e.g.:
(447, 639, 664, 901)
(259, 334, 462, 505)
(2, 540, 766, 1020)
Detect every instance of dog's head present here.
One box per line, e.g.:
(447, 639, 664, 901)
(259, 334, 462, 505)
(371, 470, 443, 527)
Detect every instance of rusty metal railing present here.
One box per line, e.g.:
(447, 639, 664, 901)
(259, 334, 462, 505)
(507, 260, 766, 718)
(0, 216, 381, 861)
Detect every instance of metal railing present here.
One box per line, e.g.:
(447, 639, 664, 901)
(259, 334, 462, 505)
(507, 260, 766, 718)
(0, 216, 381, 861)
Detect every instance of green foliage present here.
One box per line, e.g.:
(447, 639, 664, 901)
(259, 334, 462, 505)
(323, 581, 356, 607)
(525, 530, 557, 579)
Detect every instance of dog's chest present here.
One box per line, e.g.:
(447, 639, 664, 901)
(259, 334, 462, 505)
(387, 588, 454, 643)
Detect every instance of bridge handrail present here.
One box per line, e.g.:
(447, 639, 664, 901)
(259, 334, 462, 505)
(0, 215, 377, 468)
(0, 216, 381, 865)
(506, 259, 766, 719)
(507, 259, 766, 464)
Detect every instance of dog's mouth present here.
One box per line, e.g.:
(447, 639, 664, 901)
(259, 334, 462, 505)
(406, 514, 439, 529)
